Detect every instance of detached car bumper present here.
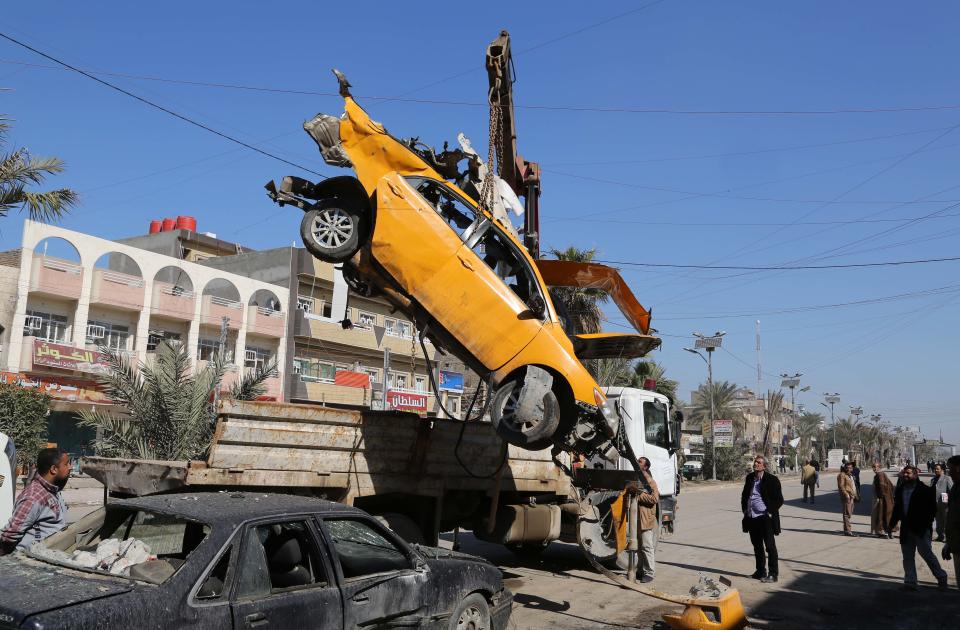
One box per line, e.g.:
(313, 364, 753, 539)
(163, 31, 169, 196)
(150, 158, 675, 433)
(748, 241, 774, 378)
(491, 588, 514, 629)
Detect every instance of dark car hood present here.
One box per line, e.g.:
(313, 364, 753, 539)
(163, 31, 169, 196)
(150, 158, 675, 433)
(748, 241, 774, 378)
(0, 556, 133, 627)
(414, 545, 491, 565)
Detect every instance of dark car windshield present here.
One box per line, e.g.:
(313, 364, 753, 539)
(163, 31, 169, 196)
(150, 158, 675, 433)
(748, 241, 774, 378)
(27, 506, 210, 584)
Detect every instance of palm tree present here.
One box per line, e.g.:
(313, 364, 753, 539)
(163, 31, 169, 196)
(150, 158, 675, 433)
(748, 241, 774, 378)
(631, 360, 679, 401)
(547, 246, 608, 335)
(795, 412, 824, 461)
(79, 340, 277, 460)
(834, 416, 863, 456)
(594, 357, 634, 388)
(1, 119, 78, 222)
(689, 381, 745, 439)
(760, 389, 785, 458)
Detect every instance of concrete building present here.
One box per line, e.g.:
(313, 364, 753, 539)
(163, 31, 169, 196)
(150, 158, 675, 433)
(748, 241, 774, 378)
(0, 220, 290, 454)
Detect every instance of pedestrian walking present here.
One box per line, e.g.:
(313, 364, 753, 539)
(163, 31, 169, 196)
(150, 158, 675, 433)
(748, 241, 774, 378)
(852, 461, 861, 496)
(871, 462, 896, 538)
(0, 448, 70, 555)
(636, 456, 660, 583)
(940, 455, 960, 589)
(741, 455, 784, 583)
(838, 462, 860, 536)
(931, 463, 953, 543)
(778, 457, 786, 474)
(801, 460, 817, 503)
(890, 465, 949, 591)
(812, 459, 821, 488)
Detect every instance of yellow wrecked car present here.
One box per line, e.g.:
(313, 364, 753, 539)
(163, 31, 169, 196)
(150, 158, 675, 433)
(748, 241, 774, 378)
(265, 73, 660, 458)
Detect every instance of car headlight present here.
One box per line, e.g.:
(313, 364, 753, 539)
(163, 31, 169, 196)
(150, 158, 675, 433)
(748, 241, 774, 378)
(593, 388, 618, 425)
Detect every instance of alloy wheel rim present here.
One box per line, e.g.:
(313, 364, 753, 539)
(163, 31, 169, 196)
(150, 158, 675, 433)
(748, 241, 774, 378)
(499, 386, 540, 435)
(311, 208, 353, 249)
(456, 605, 486, 630)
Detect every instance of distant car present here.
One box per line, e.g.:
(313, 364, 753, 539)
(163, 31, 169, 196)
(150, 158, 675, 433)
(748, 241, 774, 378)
(0, 492, 512, 629)
(265, 73, 660, 460)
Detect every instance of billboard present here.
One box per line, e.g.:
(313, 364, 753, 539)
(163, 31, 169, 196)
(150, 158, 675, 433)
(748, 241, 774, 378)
(438, 370, 464, 393)
(386, 390, 428, 413)
(0, 371, 108, 403)
(713, 419, 734, 447)
(32, 340, 108, 375)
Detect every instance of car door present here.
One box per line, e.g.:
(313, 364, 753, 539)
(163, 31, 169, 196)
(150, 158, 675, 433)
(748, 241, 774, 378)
(320, 516, 427, 628)
(230, 519, 343, 629)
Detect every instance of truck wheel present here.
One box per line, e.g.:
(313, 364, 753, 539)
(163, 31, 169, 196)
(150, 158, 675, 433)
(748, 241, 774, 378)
(449, 593, 490, 630)
(299, 199, 366, 263)
(490, 376, 559, 450)
(375, 512, 425, 545)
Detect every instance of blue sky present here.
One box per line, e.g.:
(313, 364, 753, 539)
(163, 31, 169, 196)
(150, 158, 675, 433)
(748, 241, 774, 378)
(2, 1, 958, 442)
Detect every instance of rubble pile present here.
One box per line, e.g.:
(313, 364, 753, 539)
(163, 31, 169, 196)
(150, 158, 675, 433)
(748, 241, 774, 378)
(32, 538, 154, 576)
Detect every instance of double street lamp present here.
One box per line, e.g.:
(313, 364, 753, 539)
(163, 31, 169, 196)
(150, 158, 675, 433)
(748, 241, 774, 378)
(821, 393, 841, 451)
(685, 331, 726, 481)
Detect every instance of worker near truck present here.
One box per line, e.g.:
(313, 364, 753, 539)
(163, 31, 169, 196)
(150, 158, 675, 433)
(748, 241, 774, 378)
(637, 456, 660, 583)
(0, 448, 70, 555)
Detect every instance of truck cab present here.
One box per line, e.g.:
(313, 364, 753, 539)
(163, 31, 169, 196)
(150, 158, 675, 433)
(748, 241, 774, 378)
(600, 387, 681, 532)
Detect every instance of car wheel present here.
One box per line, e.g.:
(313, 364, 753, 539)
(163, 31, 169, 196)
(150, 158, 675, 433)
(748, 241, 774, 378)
(490, 378, 560, 450)
(299, 200, 365, 263)
(374, 512, 426, 545)
(449, 593, 491, 630)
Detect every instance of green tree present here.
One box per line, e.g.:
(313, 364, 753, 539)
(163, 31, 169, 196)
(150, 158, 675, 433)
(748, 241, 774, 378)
(760, 390, 785, 458)
(0, 383, 51, 470)
(547, 246, 608, 336)
(702, 440, 750, 481)
(689, 381, 745, 439)
(631, 360, 679, 401)
(795, 412, 824, 462)
(79, 341, 277, 461)
(1, 118, 78, 222)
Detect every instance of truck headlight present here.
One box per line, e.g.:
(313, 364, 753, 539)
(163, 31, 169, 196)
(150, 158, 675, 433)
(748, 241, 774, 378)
(593, 388, 618, 426)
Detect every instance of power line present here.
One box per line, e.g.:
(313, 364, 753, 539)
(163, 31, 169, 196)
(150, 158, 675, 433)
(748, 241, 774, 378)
(547, 212, 960, 228)
(9, 55, 960, 117)
(0, 34, 326, 179)
(594, 254, 960, 271)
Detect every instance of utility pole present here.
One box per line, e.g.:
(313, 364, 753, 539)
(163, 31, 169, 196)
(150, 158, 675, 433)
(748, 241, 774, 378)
(382, 347, 392, 411)
(822, 393, 840, 453)
(755, 320, 762, 394)
(780, 373, 802, 468)
(685, 331, 726, 481)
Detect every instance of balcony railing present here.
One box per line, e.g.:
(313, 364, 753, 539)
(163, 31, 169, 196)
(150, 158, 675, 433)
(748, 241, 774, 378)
(42, 258, 82, 274)
(100, 270, 144, 287)
(160, 285, 195, 299)
(208, 295, 243, 309)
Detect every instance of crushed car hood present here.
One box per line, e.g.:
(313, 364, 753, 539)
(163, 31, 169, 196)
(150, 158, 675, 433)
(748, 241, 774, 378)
(414, 545, 491, 565)
(0, 556, 133, 626)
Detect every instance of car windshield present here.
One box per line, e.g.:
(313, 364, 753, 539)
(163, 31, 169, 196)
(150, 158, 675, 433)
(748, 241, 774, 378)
(27, 506, 210, 585)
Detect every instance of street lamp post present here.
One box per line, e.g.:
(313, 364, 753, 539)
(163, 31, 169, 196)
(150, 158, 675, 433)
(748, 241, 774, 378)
(823, 393, 841, 455)
(780, 373, 802, 470)
(685, 331, 726, 481)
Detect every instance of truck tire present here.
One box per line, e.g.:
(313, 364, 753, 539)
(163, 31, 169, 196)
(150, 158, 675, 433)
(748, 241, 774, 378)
(374, 512, 425, 545)
(490, 376, 559, 450)
(299, 199, 366, 263)
(448, 593, 490, 630)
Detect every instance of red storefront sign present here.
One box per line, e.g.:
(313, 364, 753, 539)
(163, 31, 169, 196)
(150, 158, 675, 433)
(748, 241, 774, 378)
(0, 371, 108, 403)
(334, 370, 371, 389)
(32, 340, 108, 375)
(386, 390, 427, 413)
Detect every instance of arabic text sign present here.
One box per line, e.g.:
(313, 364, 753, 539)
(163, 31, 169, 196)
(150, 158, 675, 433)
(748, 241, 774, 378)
(715, 434, 735, 447)
(0, 371, 108, 402)
(386, 390, 428, 413)
(438, 370, 464, 393)
(713, 419, 734, 447)
(828, 449, 846, 470)
(33, 340, 108, 375)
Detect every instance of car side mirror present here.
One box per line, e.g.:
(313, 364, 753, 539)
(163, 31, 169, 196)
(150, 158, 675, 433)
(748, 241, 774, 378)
(529, 294, 546, 319)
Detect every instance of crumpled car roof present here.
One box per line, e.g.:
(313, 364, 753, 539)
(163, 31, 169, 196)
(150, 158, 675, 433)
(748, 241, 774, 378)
(114, 492, 363, 525)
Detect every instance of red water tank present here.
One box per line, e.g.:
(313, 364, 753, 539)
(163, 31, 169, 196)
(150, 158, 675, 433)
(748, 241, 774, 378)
(161, 218, 176, 232)
(175, 215, 197, 232)
(149, 220, 162, 234)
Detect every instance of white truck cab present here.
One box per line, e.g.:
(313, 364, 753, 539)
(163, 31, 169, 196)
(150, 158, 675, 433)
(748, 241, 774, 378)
(603, 387, 682, 532)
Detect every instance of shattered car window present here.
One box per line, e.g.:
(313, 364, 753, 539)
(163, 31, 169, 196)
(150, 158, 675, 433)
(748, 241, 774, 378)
(405, 177, 481, 241)
(29, 507, 210, 584)
(470, 226, 541, 309)
(325, 519, 409, 579)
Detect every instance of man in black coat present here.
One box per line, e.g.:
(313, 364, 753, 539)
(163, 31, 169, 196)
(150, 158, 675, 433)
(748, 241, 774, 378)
(889, 465, 948, 591)
(741, 455, 784, 583)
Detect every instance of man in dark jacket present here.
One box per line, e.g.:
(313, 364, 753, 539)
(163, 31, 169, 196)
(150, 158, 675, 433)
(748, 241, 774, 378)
(741, 455, 784, 583)
(890, 465, 948, 591)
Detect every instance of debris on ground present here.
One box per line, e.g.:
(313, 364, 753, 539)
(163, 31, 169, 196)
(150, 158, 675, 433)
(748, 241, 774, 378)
(688, 574, 729, 599)
(31, 538, 154, 576)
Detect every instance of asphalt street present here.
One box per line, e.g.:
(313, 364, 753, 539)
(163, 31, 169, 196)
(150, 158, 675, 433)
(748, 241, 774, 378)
(445, 470, 960, 630)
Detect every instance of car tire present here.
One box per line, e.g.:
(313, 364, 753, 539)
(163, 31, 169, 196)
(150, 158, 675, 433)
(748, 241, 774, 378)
(374, 512, 426, 545)
(449, 593, 491, 630)
(490, 379, 559, 450)
(299, 199, 365, 263)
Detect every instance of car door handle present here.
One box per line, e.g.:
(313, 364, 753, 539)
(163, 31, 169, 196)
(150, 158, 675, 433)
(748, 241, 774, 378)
(353, 595, 370, 604)
(458, 255, 474, 271)
(245, 612, 268, 627)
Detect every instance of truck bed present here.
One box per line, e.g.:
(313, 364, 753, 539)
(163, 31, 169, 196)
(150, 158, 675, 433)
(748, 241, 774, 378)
(83, 400, 569, 499)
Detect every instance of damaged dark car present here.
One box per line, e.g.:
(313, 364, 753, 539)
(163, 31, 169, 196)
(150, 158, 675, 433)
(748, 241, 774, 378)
(0, 492, 512, 629)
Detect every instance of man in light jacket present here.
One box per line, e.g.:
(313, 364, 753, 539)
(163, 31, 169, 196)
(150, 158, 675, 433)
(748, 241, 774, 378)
(636, 456, 660, 583)
(838, 462, 860, 536)
(931, 463, 953, 542)
(801, 460, 817, 504)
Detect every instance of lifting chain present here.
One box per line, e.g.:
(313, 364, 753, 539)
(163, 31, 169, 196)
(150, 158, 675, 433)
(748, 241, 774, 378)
(479, 100, 503, 214)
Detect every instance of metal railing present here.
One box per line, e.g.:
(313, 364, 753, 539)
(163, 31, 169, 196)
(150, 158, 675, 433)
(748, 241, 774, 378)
(255, 306, 282, 317)
(40, 257, 82, 274)
(100, 270, 145, 287)
(158, 285, 195, 299)
(207, 295, 243, 309)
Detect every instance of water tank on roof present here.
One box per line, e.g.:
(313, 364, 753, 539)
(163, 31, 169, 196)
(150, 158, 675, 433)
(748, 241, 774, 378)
(175, 216, 197, 232)
(161, 218, 176, 232)
(149, 220, 162, 234)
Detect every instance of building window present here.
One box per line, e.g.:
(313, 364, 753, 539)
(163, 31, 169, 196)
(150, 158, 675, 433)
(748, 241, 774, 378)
(385, 318, 413, 339)
(321, 301, 332, 318)
(147, 330, 181, 352)
(447, 396, 461, 417)
(387, 371, 408, 391)
(355, 311, 376, 330)
(360, 367, 381, 386)
(296, 296, 314, 313)
(197, 337, 232, 362)
(414, 375, 427, 392)
(244, 346, 273, 371)
(86, 320, 130, 351)
(295, 359, 335, 383)
(23, 310, 68, 342)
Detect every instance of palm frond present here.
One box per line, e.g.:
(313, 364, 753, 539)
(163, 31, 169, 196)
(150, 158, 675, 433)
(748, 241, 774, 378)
(231, 359, 278, 401)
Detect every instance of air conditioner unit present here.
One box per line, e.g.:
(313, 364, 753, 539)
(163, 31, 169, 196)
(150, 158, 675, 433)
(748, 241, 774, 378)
(86, 324, 106, 339)
(245, 350, 258, 362)
(25, 316, 43, 331)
